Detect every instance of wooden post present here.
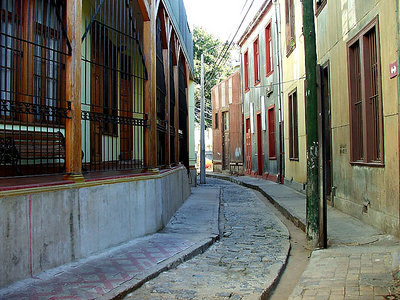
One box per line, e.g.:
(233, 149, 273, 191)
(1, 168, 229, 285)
(303, 0, 321, 248)
(64, 0, 83, 182)
(164, 47, 171, 166)
(174, 55, 180, 164)
(143, 6, 157, 169)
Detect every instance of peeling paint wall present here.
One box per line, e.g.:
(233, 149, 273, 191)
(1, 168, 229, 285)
(316, 0, 399, 236)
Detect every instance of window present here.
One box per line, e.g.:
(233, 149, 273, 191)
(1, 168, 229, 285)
(221, 82, 226, 107)
(214, 113, 219, 129)
(244, 50, 249, 91)
(228, 78, 233, 104)
(223, 111, 229, 131)
(316, 0, 327, 14)
(253, 38, 260, 84)
(348, 19, 383, 164)
(285, 0, 295, 54)
(265, 23, 273, 76)
(215, 86, 219, 110)
(289, 90, 298, 160)
(0, 0, 67, 123)
(268, 106, 276, 159)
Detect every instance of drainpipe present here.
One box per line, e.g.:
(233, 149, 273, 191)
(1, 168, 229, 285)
(274, 0, 284, 183)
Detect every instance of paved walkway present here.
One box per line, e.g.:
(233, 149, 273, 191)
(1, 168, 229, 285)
(126, 178, 290, 299)
(209, 173, 399, 300)
(1, 173, 398, 299)
(0, 186, 221, 300)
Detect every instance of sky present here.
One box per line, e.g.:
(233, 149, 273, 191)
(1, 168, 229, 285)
(183, 0, 266, 43)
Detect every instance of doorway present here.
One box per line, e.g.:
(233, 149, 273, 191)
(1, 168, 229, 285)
(256, 113, 263, 175)
(222, 111, 230, 170)
(321, 64, 332, 206)
(245, 117, 252, 174)
(120, 54, 133, 161)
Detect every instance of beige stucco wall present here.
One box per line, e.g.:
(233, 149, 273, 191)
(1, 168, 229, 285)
(280, 1, 307, 185)
(316, 0, 399, 236)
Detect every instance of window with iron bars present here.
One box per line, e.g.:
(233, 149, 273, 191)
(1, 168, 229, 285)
(0, 0, 71, 177)
(156, 14, 167, 167)
(178, 58, 188, 168)
(288, 89, 298, 160)
(348, 18, 383, 165)
(169, 39, 176, 164)
(285, 0, 295, 55)
(80, 0, 147, 173)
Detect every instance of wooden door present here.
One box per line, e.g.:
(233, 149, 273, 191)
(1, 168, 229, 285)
(321, 65, 332, 205)
(245, 118, 252, 174)
(120, 55, 133, 161)
(256, 113, 263, 175)
(90, 52, 103, 165)
(222, 112, 230, 170)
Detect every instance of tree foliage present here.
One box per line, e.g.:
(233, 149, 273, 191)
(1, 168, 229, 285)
(193, 27, 236, 127)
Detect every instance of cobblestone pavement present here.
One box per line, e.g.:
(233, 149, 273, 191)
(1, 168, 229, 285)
(126, 178, 290, 300)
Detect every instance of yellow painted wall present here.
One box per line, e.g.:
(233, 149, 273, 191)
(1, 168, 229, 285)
(316, 0, 399, 236)
(280, 0, 307, 185)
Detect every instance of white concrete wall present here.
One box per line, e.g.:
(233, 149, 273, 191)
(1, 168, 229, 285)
(0, 167, 190, 288)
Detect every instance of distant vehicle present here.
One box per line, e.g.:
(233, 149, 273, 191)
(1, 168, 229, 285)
(206, 158, 213, 170)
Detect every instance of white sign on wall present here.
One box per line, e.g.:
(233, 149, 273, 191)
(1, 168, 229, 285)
(261, 96, 266, 131)
(250, 102, 254, 134)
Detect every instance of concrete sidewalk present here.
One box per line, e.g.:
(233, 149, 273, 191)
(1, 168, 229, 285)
(0, 186, 221, 300)
(209, 173, 399, 300)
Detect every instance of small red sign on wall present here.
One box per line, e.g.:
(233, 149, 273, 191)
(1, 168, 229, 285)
(390, 61, 398, 79)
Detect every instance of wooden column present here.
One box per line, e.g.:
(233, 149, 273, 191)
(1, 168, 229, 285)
(64, 0, 83, 181)
(174, 61, 180, 164)
(163, 47, 171, 166)
(143, 7, 157, 169)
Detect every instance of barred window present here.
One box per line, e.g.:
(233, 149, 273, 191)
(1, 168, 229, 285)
(288, 90, 298, 160)
(348, 19, 383, 164)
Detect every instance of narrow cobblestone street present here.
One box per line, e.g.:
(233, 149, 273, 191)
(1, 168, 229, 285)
(126, 178, 290, 299)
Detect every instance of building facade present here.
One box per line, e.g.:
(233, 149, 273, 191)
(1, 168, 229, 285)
(0, 0, 194, 287)
(212, 71, 243, 173)
(239, 0, 283, 182)
(279, 0, 307, 190)
(315, 0, 400, 236)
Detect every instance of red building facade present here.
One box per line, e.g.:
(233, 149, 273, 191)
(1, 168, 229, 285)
(212, 71, 243, 173)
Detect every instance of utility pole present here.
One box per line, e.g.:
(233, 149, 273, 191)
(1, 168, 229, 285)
(200, 53, 206, 184)
(303, 0, 321, 248)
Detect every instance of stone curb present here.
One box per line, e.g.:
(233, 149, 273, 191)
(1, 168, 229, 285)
(207, 173, 306, 232)
(100, 235, 220, 300)
(210, 175, 292, 300)
(100, 187, 222, 300)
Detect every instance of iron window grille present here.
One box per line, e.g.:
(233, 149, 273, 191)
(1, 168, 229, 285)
(178, 58, 188, 168)
(347, 18, 383, 165)
(0, 0, 71, 177)
(169, 39, 176, 164)
(288, 90, 298, 160)
(81, 0, 148, 172)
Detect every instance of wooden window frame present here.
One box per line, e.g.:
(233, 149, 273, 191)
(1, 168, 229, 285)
(285, 0, 295, 56)
(347, 17, 384, 166)
(243, 50, 250, 92)
(315, 0, 327, 16)
(288, 89, 299, 160)
(265, 21, 273, 77)
(253, 37, 260, 85)
(1, 0, 67, 125)
(268, 105, 276, 159)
